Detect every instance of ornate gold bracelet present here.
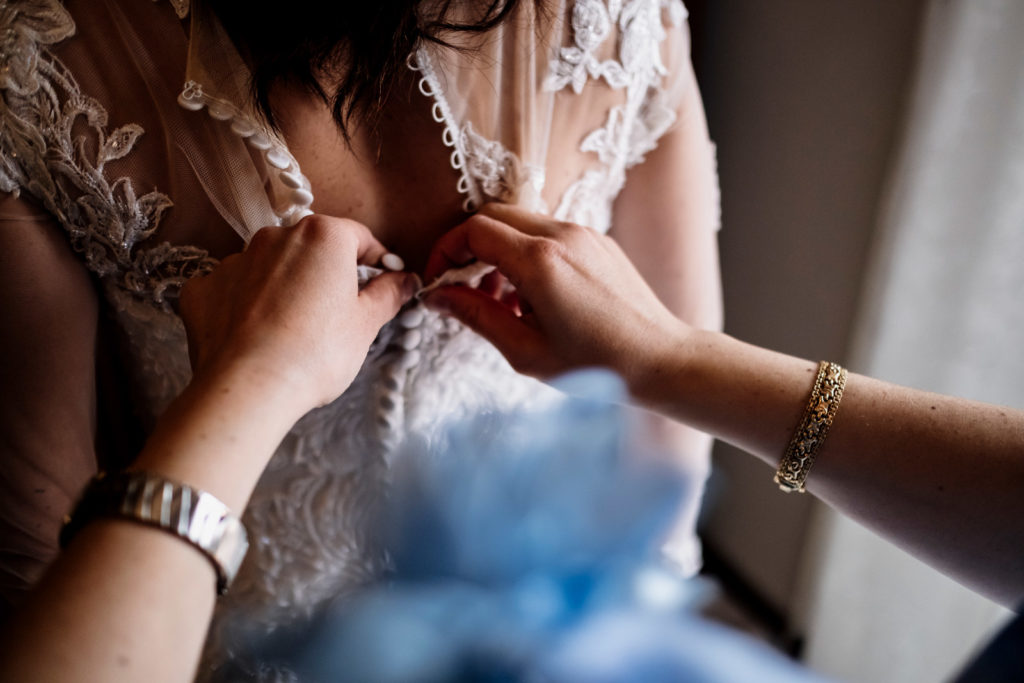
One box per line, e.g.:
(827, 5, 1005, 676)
(774, 361, 848, 493)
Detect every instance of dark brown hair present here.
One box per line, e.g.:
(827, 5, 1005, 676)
(200, 0, 527, 139)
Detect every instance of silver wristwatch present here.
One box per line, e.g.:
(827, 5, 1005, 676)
(61, 471, 249, 594)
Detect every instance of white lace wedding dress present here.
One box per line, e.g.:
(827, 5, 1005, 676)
(0, 0, 717, 679)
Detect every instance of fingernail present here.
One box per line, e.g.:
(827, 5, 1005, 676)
(402, 273, 421, 299)
(422, 292, 452, 315)
(381, 253, 405, 271)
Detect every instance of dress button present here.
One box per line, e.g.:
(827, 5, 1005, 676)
(397, 349, 422, 370)
(230, 118, 256, 137)
(290, 188, 315, 206)
(279, 171, 303, 189)
(176, 92, 205, 111)
(266, 148, 291, 170)
(399, 308, 425, 329)
(399, 329, 422, 351)
(248, 133, 272, 150)
(207, 102, 234, 120)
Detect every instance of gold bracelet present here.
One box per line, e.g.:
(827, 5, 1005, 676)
(774, 361, 848, 493)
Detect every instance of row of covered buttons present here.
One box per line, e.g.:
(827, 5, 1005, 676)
(177, 81, 314, 226)
(376, 302, 428, 438)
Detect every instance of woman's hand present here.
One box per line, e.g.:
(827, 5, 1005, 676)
(180, 215, 417, 412)
(422, 203, 691, 384)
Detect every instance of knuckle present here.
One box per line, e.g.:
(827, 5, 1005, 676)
(465, 213, 494, 236)
(558, 220, 591, 244)
(295, 213, 332, 240)
(525, 238, 566, 270)
(248, 225, 277, 248)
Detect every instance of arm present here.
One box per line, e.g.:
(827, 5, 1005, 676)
(0, 215, 416, 683)
(0, 194, 100, 617)
(422, 204, 1024, 607)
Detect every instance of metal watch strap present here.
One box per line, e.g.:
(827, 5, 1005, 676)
(61, 471, 249, 594)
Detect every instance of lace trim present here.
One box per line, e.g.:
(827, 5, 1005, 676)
(176, 80, 315, 229)
(0, 0, 215, 308)
(409, 49, 483, 213)
(409, 48, 548, 214)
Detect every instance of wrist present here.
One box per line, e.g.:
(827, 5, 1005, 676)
(193, 354, 318, 424)
(620, 319, 700, 408)
(132, 361, 307, 511)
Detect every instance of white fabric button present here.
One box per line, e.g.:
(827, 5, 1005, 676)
(397, 349, 421, 370)
(207, 102, 234, 120)
(266, 149, 291, 170)
(399, 329, 422, 351)
(381, 253, 405, 271)
(230, 118, 256, 137)
(279, 171, 303, 189)
(399, 308, 425, 329)
(177, 92, 205, 111)
(290, 188, 314, 206)
(248, 133, 272, 150)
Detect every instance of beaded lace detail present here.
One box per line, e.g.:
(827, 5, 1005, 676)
(0, 0, 215, 308)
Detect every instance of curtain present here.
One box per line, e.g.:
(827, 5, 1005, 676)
(797, 1, 1024, 681)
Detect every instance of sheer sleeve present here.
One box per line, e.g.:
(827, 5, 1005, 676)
(411, 0, 698, 232)
(607, 5, 722, 574)
(0, 192, 100, 619)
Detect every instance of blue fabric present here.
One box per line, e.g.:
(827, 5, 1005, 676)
(246, 371, 828, 682)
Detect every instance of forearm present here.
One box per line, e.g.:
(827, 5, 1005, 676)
(635, 329, 1024, 605)
(0, 367, 303, 683)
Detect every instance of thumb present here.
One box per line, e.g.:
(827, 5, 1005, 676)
(359, 272, 418, 326)
(423, 286, 547, 374)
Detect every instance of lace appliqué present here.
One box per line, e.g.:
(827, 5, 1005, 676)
(0, 0, 215, 308)
(461, 120, 545, 209)
(544, 0, 627, 93)
(549, 0, 686, 231)
(410, 50, 546, 213)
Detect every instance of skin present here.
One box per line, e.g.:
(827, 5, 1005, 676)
(422, 203, 1024, 608)
(0, 216, 416, 683)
